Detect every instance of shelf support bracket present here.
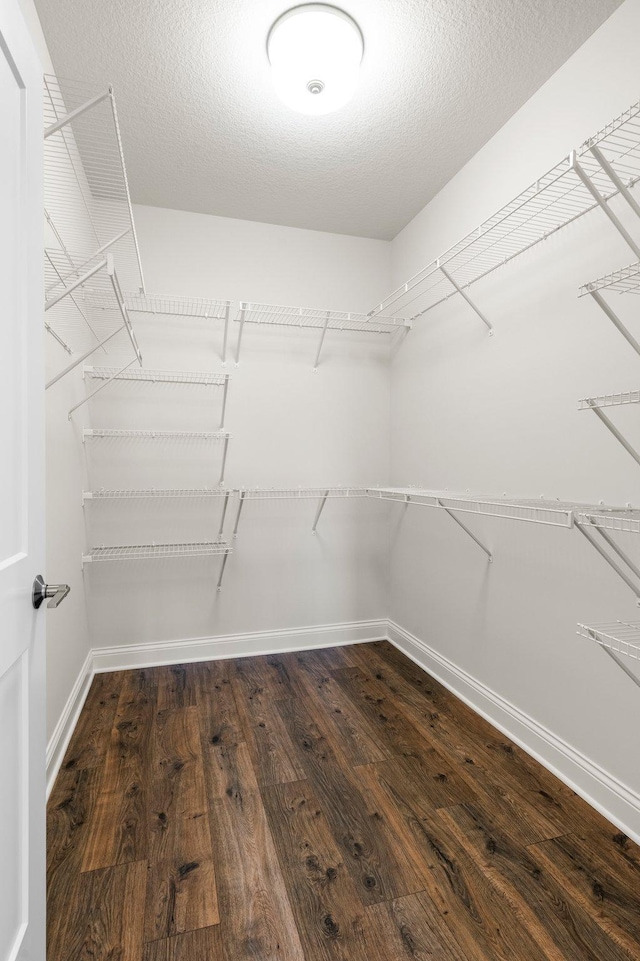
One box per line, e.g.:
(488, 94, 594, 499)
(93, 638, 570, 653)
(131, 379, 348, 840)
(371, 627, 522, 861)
(221, 304, 230, 366)
(436, 499, 493, 562)
(232, 490, 246, 538)
(312, 490, 330, 534)
(108, 256, 142, 365)
(219, 435, 230, 486)
(572, 153, 640, 260)
(588, 289, 640, 359)
(313, 312, 331, 371)
(575, 521, 640, 600)
(588, 144, 640, 222)
(219, 377, 229, 431)
(217, 550, 231, 592)
(439, 263, 493, 335)
(592, 525, 640, 583)
(217, 491, 231, 539)
(44, 258, 107, 312)
(46, 322, 126, 390)
(602, 646, 640, 689)
(44, 88, 111, 139)
(235, 305, 246, 366)
(585, 400, 640, 469)
(68, 358, 137, 420)
(44, 321, 73, 355)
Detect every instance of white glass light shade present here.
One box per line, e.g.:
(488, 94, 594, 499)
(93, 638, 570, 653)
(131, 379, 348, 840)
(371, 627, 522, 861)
(267, 5, 364, 115)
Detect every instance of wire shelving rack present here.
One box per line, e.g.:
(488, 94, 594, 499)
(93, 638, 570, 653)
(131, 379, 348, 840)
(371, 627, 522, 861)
(43, 74, 144, 293)
(578, 391, 640, 469)
(369, 101, 640, 331)
(83, 429, 231, 484)
(234, 302, 411, 368)
(82, 541, 233, 590)
(86, 292, 233, 364)
(83, 429, 229, 440)
(82, 487, 231, 502)
(73, 366, 231, 426)
(577, 621, 640, 661)
(232, 486, 368, 536)
(577, 621, 640, 689)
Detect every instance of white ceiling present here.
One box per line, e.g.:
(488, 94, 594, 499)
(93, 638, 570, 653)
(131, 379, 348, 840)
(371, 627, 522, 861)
(35, 0, 623, 239)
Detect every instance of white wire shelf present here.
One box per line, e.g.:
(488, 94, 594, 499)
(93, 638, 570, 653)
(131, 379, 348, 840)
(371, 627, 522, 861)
(44, 74, 143, 294)
(234, 302, 410, 368)
(83, 541, 231, 563)
(578, 391, 640, 410)
(366, 488, 583, 527)
(83, 488, 230, 501)
(237, 303, 410, 332)
(84, 366, 229, 386)
(579, 261, 640, 296)
(238, 487, 368, 500)
(577, 621, 640, 661)
(575, 507, 640, 534)
(370, 101, 640, 322)
(125, 293, 231, 319)
(83, 428, 230, 440)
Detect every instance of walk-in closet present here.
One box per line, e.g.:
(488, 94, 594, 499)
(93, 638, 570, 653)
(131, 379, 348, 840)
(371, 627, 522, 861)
(2, 1, 640, 958)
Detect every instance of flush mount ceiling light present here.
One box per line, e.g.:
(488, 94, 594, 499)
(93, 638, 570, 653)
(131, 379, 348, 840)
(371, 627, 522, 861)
(267, 4, 364, 116)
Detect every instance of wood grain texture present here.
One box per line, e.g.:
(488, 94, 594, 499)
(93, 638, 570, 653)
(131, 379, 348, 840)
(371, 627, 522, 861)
(59, 670, 124, 771)
(289, 649, 389, 766)
(210, 789, 305, 961)
(530, 831, 640, 958)
(439, 802, 630, 961)
(48, 643, 637, 961)
(276, 695, 428, 905)
(57, 860, 147, 961)
(365, 894, 466, 961)
(262, 779, 370, 961)
(144, 925, 225, 961)
(80, 668, 156, 872)
(232, 661, 307, 787)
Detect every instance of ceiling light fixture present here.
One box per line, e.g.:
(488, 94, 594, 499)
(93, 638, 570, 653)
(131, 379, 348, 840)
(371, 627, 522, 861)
(267, 4, 364, 116)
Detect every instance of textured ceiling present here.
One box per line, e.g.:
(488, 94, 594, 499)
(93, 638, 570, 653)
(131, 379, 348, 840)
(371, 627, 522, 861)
(35, 0, 623, 239)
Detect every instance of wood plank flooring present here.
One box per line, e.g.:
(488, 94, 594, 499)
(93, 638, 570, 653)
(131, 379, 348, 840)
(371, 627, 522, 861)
(47, 641, 640, 960)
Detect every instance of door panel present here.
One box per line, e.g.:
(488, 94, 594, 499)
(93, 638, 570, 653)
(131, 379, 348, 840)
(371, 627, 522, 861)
(0, 1, 45, 959)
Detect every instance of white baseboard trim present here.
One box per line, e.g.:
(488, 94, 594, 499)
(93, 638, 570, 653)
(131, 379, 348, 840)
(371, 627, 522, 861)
(387, 619, 640, 845)
(46, 650, 94, 800)
(91, 619, 387, 673)
(46, 618, 386, 795)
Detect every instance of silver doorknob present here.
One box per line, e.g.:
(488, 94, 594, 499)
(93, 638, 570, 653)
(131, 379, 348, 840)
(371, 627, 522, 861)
(32, 574, 71, 610)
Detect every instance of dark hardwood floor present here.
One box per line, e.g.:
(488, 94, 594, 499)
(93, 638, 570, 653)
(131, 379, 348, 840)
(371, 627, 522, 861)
(47, 640, 640, 960)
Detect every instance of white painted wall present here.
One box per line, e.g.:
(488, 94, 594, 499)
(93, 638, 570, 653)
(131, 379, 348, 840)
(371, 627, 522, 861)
(389, 0, 640, 820)
(83, 206, 392, 654)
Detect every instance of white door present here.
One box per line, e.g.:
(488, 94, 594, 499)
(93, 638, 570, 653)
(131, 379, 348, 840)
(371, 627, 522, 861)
(0, 1, 46, 959)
